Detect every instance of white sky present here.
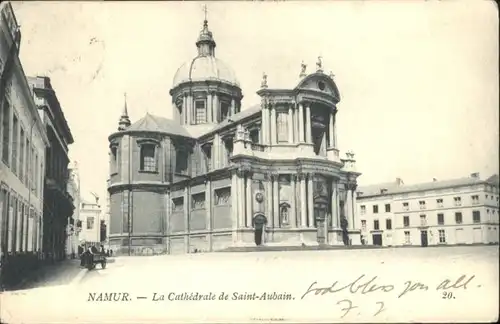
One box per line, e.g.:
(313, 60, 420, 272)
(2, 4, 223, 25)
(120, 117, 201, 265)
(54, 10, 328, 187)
(11, 1, 499, 201)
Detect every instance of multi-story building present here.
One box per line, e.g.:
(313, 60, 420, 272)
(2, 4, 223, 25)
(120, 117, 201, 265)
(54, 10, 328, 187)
(79, 195, 102, 245)
(0, 1, 50, 287)
(65, 161, 81, 258)
(28, 76, 74, 262)
(357, 173, 500, 247)
(107, 13, 361, 256)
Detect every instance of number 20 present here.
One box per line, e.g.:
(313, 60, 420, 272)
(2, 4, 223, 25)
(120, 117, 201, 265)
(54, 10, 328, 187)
(442, 292, 454, 299)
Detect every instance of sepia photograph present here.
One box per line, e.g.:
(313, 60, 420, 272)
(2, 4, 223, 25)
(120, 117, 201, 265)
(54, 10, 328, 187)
(0, 0, 498, 323)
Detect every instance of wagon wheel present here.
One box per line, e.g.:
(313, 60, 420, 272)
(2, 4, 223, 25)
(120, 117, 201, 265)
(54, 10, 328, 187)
(101, 260, 107, 269)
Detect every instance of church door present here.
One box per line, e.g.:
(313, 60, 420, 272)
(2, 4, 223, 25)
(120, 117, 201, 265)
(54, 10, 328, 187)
(253, 214, 267, 246)
(314, 196, 329, 244)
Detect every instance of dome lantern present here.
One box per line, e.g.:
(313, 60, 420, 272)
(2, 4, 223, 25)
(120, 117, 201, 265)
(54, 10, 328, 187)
(196, 5, 216, 57)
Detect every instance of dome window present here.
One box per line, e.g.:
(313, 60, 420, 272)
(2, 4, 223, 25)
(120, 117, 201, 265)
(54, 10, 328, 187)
(194, 99, 207, 124)
(318, 81, 326, 91)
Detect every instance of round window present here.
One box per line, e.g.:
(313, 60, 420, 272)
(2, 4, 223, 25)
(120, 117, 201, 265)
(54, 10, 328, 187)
(318, 81, 326, 91)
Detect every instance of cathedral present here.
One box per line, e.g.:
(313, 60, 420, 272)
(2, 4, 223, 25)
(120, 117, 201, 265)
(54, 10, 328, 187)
(107, 14, 362, 255)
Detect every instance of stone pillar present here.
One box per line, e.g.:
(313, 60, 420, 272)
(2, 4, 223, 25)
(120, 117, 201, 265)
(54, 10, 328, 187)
(238, 171, 245, 228)
(165, 190, 171, 252)
(305, 102, 311, 144)
(333, 111, 337, 148)
(298, 103, 304, 143)
(288, 105, 293, 143)
(346, 188, 354, 230)
(300, 174, 307, 227)
(213, 94, 219, 123)
(187, 95, 192, 125)
(205, 181, 212, 250)
(261, 105, 268, 145)
(231, 171, 238, 229)
(184, 186, 190, 253)
(307, 174, 314, 227)
(265, 174, 273, 228)
(270, 105, 276, 145)
(272, 174, 280, 228)
(182, 95, 187, 125)
(351, 186, 358, 230)
(290, 175, 297, 227)
(328, 112, 334, 148)
(231, 98, 236, 116)
(331, 182, 338, 228)
(207, 92, 213, 123)
(245, 173, 253, 227)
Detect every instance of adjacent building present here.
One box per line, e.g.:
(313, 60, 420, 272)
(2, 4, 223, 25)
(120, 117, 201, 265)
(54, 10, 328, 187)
(107, 15, 361, 256)
(357, 173, 500, 247)
(28, 76, 74, 262)
(65, 161, 81, 258)
(0, 2, 50, 286)
(79, 194, 102, 245)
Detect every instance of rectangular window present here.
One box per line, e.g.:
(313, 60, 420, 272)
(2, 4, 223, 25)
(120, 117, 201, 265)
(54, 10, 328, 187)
(420, 214, 426, 226)
(385, 204, 391, 213)
(2, 100, 10, 165)
(473, 210, 481, 223)
(191, 192, 205, 210)
(437, 213, 444, 225)
(220, 102, 229, 122)
(214, 187, 231, 206)
(403, 216, 410, 227)
(175, 149, 189, 175)
(373, 205, 378, 214)
(419, 200, 426, 210)
(86, 216, 94, 230)
(471, 195, 479, 205)
(402, 202, 409, 211)
(455, 212, 463, 224)
(373, 219, 379, 230)
(140, 144, 157, 172)
(249, 129, 260, 144)
(436, 198, 443, 208)
(360, 205, 366, 215)
(277, 112, 288, 143)
(454, 197, 462, 207)
(361, 220, 366, 231)
(195, 100, 206, 124)
(386, 219, 392, 230)
(404, 231, 411, 244)
(12, 114, 18, 174)
(438, 229, 446, 243)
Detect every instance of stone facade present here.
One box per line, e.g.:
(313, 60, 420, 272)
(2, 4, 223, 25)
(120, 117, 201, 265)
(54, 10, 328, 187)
(107, 16, 362, 256)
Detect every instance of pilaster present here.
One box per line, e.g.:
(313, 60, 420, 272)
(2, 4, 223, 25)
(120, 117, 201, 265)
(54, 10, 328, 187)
(299, 173, 307, 227)
(187, 94, 192, 125)
(245, 172, 253, 227)
(290, 174, 297, 228)
(272, 173, 280, 228)
(262, 104, 268, 145)
(213, 94, 219, 123)
(328, 111, 334, 148)
(231, 171, 238, 233)
(346, 188, 353, 230)
(288, 105, 293, 143)
(265, 173, 273, 228)
(207, 92, 213, 123)
(237, 170, 245, 228)
(298, 103, 304, 143)
(231, 98, 236, 116)
(270, 104, 277, 145)
(184, 186, 190, 253)
(331, 182, 338, 228)
(305, 102, 311, 144)
(205, 180, 212, 250)
(307, 173, 314, 227)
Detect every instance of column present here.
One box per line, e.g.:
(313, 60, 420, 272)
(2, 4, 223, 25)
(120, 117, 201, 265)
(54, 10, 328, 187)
(261, 107, 268, 145)
(290, 175, 297, 227)
(351, 186, 358, 230)
(288, 105, 293, 143)
(272, 174, 279, 227)
(322, 132, 327, 156)
(307, 174, 314, 227)
(205, 181, 212, 232)
(305, 103, 311, 144)
(238, 171, 245, 228)
(265, 174, 273, 228)
(184, 187, 189, 253)
(245, 173, 253, 227)
(231, 171, 238, 229)
(331, 182, 338, 228)
(270, 105, 276, 145)
(165, 190, 171, 235)
(186, 95, 192, 125)
(333, 111, 338, 148)
(231, 99, 236, 116)
(328, 112, 334, 148)
(298, 103, 304, 143)
(213, 94, 219, 123)
(346, 188, 354, 230)
(300, 174, 307, 227)
(207, 92, 213, 123)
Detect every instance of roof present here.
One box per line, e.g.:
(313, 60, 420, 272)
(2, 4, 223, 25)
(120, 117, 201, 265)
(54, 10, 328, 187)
(207, 104, 261, 135)
(358, 174, 499, 198)
(172, 56, 239, 88)
(127, 113, 192, 138)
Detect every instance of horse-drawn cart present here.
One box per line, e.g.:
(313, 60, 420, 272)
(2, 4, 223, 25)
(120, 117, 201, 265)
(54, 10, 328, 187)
(85, 253, 107, 270)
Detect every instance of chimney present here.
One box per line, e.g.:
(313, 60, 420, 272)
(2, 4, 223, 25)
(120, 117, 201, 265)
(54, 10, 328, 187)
(470, 172, 480, 179)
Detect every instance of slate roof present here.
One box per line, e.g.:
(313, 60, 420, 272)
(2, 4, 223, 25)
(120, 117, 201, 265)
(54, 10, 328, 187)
(127, 113, 192, 138)
(357, 174, 499, 198)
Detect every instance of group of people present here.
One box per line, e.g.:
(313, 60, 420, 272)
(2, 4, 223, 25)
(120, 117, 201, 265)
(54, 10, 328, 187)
(78, 243, 112, 268)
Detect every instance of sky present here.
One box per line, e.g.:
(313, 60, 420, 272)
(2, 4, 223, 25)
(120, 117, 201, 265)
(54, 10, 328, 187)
(11, 0, 499, 202)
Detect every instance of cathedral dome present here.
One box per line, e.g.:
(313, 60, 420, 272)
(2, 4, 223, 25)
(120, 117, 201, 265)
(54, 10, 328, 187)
(172, 56, 239, 88)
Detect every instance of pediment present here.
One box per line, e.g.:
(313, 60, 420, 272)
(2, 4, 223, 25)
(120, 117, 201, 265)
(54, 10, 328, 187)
(296, 73, 340, 102)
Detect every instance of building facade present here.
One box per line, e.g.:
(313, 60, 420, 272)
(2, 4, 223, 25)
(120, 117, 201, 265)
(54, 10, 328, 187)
(28, 76, 75, 262)
(79, 196, 102, 245)
(107, 16, 361, 256)
(65, 161, 81, 258)
(357, 173, 500, 247)
(0, 2, 50, 286)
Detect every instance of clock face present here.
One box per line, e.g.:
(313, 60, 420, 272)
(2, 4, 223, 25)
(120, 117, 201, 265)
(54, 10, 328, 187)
(318, 81, 326, 91)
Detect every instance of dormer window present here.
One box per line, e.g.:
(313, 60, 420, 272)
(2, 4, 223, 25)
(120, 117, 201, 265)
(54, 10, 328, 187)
(139, 143, 158, 172)
(194, 99, 207, 124)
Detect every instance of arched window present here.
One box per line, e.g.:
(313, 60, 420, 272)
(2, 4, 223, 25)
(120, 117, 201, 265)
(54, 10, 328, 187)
(280, 203, 290, 226)
(140, 144, 157, 172)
